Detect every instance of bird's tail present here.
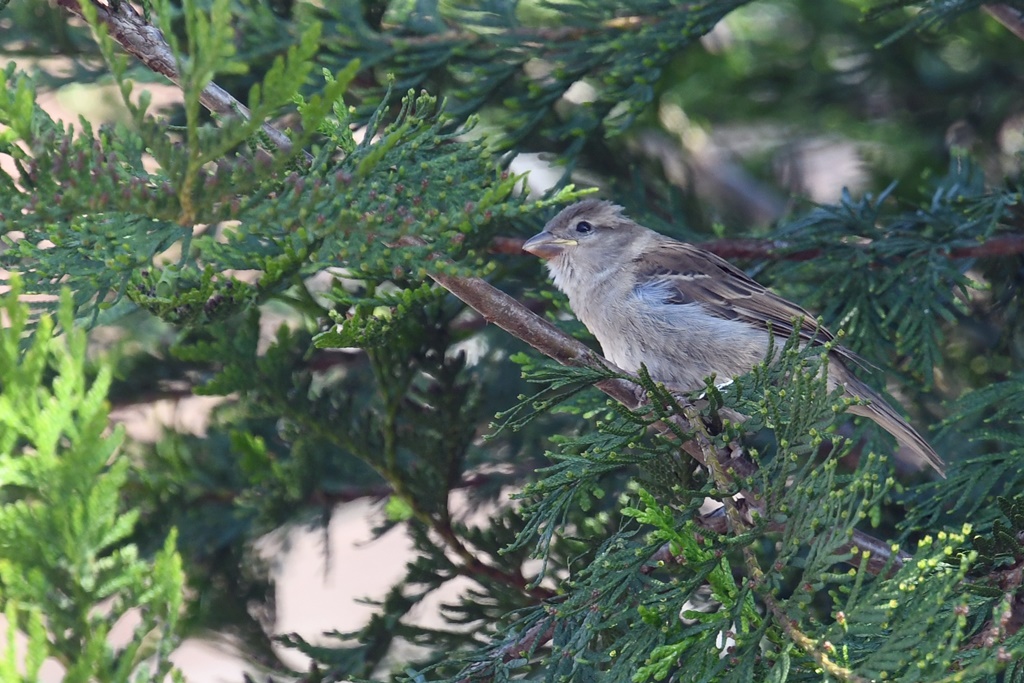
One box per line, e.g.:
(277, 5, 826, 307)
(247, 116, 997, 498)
(839, 371, 945, 477)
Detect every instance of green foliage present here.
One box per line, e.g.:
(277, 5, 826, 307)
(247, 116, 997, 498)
(313, 0, 754, 164)
(765, 163, 1019, 385)
(450, 329, 1022, 680)
(0, 281, 186, 682)
(868, 0, 990, 40)
(970, 497, 1024, 571)
(3, 0, 1024, 681)
(442, 332, 872, 681)
(903, 370, 1024, 532)
(827, 531, 982, 679)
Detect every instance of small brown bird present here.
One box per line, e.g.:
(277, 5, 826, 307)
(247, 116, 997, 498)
(523, 199, 944, 476)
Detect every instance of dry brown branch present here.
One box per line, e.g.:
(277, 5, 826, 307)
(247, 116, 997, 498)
(51, 3, 925, 678)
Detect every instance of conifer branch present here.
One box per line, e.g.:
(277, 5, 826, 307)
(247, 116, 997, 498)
(439, 507, 548, 598)
(667, 512, 909, 575)
(759, 588, 869, 683)
(55, 4, 929, 675)
(454, 616, 556, 683)
(698, 415, 870, 683)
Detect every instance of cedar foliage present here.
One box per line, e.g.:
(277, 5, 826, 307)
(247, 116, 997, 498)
(2, 0, 1024, 681)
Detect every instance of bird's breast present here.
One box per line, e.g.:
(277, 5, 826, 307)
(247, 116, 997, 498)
(572, 289, 771, 392)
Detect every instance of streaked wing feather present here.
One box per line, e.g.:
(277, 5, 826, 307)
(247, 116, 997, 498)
(634, 241, 868, 367)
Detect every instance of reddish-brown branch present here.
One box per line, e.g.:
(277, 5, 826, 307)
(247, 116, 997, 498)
(984, 5, 1024, 41)
(689, 238, 819, 261)
(490, 233, 1024, 262)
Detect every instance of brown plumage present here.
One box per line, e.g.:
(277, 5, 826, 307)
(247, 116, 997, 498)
(523, 198, 944, 476)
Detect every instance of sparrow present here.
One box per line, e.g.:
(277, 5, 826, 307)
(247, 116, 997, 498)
(523, 199, 944, 476)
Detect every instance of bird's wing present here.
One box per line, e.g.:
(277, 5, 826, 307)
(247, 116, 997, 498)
(633, 240, 867, 366)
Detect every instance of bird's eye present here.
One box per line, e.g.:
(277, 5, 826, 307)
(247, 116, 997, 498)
(575, 221, 594, 235)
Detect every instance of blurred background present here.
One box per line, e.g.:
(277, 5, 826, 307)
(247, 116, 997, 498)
(2, 0, 1023, 680)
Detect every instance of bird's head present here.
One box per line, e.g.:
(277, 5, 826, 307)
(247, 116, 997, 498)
(522, 199, 642, 264)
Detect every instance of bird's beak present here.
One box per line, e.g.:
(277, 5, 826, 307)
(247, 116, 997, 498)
(522, 231, 576, 260)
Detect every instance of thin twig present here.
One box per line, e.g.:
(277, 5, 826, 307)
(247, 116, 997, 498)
(55, 3, 921, 678)
(180, 472, 506, 508)
(490, 233, 1024, 262)
(759, 589, 869, 683)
